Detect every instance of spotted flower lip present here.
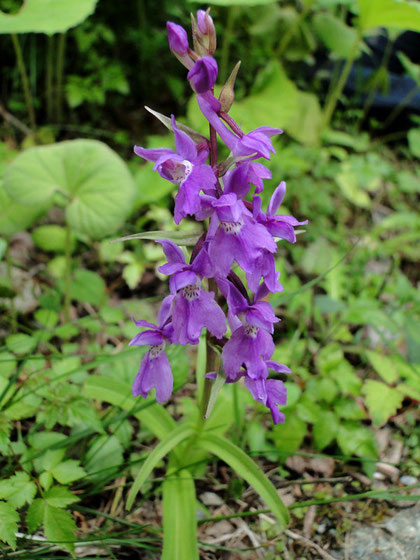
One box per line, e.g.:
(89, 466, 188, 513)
(134, 117, 216, 224)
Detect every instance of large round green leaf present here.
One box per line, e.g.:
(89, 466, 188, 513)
(4, 140, 136, 239)
(0, 0, 99, 34)
(0, 183, 45, 236)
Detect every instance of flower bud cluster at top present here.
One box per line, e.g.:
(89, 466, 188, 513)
(129, 9, 308, 424)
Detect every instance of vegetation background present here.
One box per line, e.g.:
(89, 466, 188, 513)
(0, 0, 419, 558)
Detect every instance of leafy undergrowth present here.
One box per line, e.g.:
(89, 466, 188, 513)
(0, 130, 419, 558)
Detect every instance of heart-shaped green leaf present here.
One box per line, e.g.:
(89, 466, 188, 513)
(0, 183, 45, 236)
(0, 0, 99, 34)
(4, 140, 136, 239)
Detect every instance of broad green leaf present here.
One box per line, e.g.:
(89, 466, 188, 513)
(51, 460, 86, 484)
(0, 501, 19, 549)
(44, 487, 79, 508)
(83, 375, 176, 440)
(0, 184, 45, 236)
(313, 411, 339, 450)
(34, 309, 59, 329)
(334, 397, 366, 420)
(271, 413, 307, 454)
(358, 0, 420, 32)
(126, 425, 195, 510)
(162, 466, 198, 560)
(337, 421, 378, 459)
(336, 164, 371, 208)
(366, 351, 399, 383)
(43, 504, 76, 557)
(113, 229, 202, 246)
(198, 433, 289, 527)
(32, 225, 75, 253)
(313, 12, 359, 58)
(26, 498, 45, 533)
(0, 0, 98, 34)
(0, 472, 37, 508)
(68, 269, 106, 306)
(363, 380, 404, 427)
(4, 140, 136, 239)
(6, 333, 36, 356)
(0, 352, 16, 379)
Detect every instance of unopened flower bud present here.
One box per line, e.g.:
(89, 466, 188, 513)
(167, 22, 189, 55)
(187, 56, 218, 94)
(191, 9, 216, 56)
(219, 61, 241, 113)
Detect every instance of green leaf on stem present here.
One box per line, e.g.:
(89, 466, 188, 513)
(126, 425, 195, 510)
(198, 433, 289, 527)
(162, 465, 199, 560)
(357, 0, 420, 33)
(112, 229, 202, 246)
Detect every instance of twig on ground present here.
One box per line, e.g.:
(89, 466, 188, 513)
(0, 104, 32, 135)
(285, 529, 336, 560)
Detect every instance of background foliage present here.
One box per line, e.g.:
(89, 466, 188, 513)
(0, 0, 419, 557)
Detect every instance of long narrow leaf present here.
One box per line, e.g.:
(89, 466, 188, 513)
(198, 433, 289, 527)
(126, 425, 195, 510)
(83, 376, 176, 440)
(162, 464, 199, 560)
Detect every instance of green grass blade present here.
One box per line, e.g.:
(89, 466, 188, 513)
(199, 433, 289, 527)
(162, 465, 199, 560)
(83, 375, 176, 440)
(126, 425, 195, 510)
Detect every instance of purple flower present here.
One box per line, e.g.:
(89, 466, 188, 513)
(223, 161, 272, 199)
(198, 192, 277, 286)
(246, 376, 288, 424)
(187, 56, 218, 93)
(197, 93, 282, 160)
(222, 325, 274, 380)
(172, 283, 226, 345)
(129, 296, 175, 403)
(158, 240, 226, 345)
(253, 182, 308, 243)
(167, 22, 194, 69)
(134, 117, 216, 224)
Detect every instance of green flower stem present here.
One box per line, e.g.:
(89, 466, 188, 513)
(64, 225, 72, 322)
(11, 33, 36, 132)
(55, 33, 67, 123)
(320, 31, 362, 134)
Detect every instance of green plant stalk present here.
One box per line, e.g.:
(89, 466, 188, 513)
(55, 33, 67, 123)
(46, 35, 54, 122)
(320, 32, 362, 133)
(382, 84, 420, 129)
(276, 0, 315, 58)
(11, 34, 36, 131)
(64, 225, 72, 322)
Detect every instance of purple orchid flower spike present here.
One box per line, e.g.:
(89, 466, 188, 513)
(129, 296, 175, 403)
(197, 93, 282, 160)
(158, 240, 226, 345)
(254, 181, 308, 243)
(134, 117, 216, 224)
